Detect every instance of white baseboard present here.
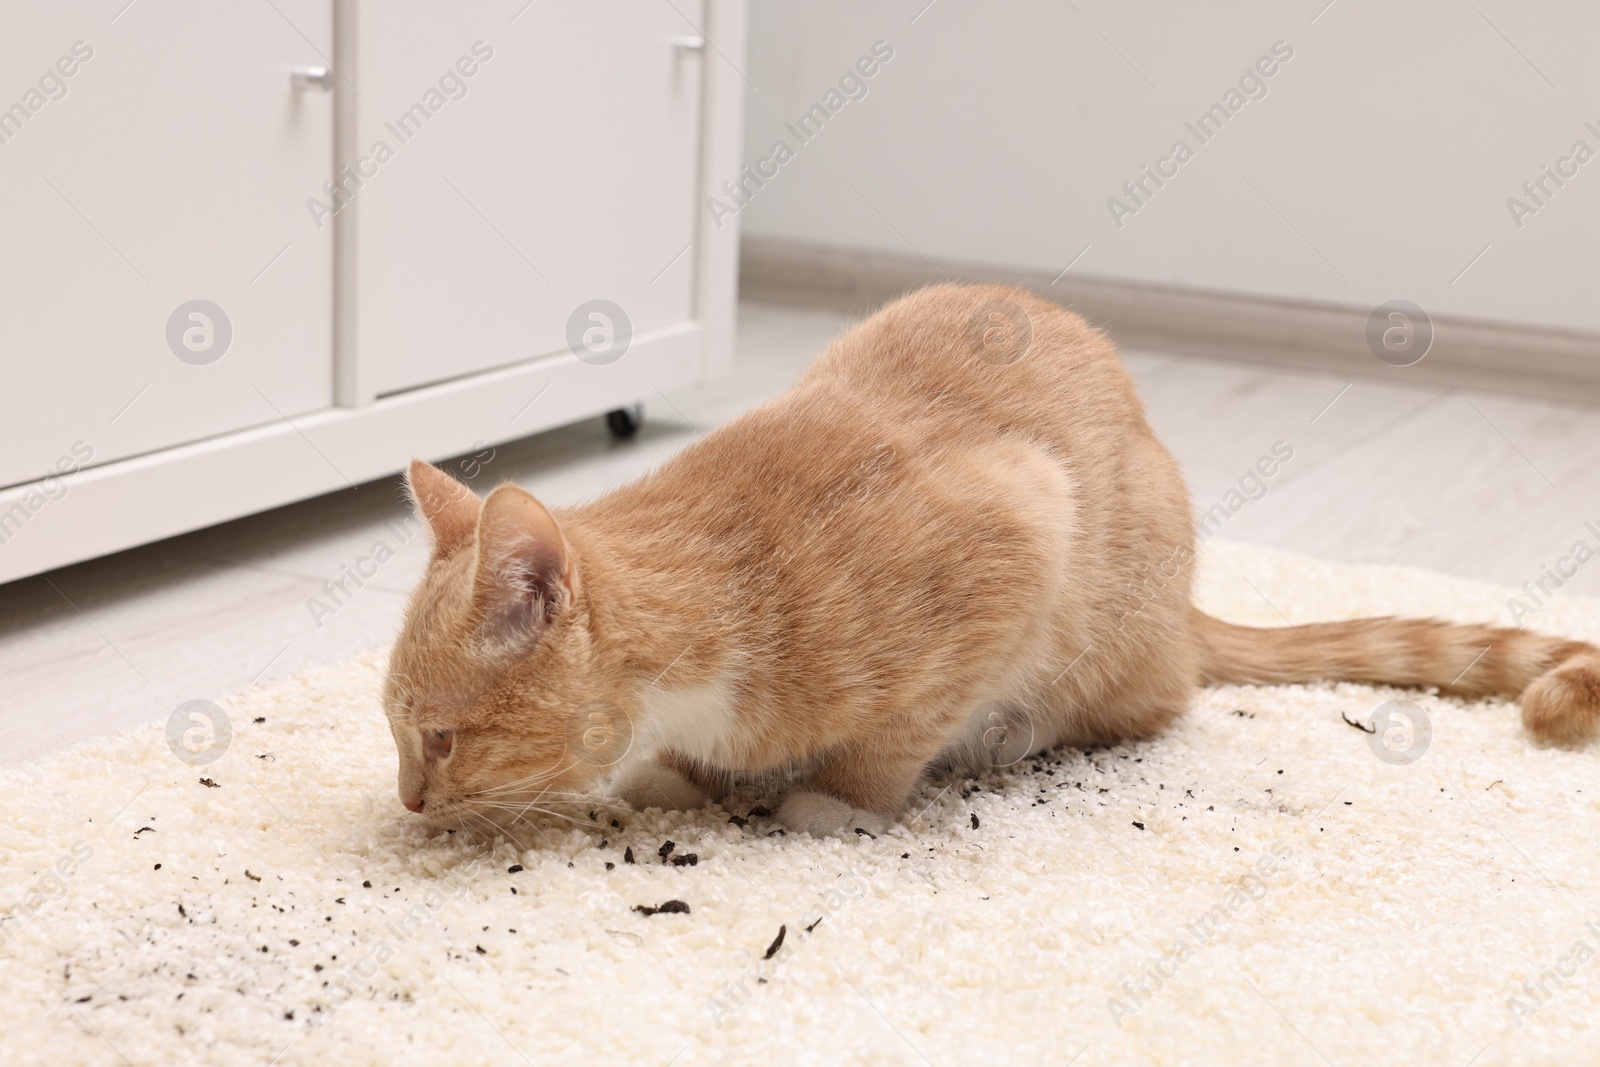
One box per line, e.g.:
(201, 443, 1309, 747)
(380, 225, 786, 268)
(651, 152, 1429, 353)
(740, 237, 1600, 406)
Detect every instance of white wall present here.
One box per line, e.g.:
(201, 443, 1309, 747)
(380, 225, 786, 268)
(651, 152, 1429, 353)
(735, 0, 1600, 334)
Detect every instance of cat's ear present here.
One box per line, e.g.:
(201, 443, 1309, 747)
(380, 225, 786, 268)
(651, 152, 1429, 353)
(471, 483, 575, 651)
(406, 459, 481, 557)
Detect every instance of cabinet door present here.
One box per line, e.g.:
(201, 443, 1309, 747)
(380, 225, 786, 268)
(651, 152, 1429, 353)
(352, 0, 705, 398)
(0, 0, 332, 489)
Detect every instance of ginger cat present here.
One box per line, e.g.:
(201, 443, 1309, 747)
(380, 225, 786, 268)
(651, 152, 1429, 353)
(383, 284, 1600, 837)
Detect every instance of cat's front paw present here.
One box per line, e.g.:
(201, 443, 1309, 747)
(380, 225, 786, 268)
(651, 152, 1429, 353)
(777, 789, 892, 838)
(610, 760, 708, 813)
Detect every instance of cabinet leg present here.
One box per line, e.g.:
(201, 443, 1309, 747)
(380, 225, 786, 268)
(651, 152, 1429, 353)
(605, 404, 643, 439)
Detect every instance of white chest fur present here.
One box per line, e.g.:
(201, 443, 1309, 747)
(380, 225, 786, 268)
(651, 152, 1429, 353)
(639, 678, 741, 766)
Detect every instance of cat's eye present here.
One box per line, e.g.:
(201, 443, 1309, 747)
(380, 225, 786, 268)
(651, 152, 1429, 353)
(423, 728, 454, 761)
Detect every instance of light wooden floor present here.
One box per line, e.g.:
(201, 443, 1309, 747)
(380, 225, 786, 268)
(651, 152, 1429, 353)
(5, 302, 1600, 765)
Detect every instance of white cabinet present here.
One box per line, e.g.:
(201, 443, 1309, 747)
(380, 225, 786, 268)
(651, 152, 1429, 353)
(346, 1, 708, 398)
(0, 0, 745, 584)
(0, 0, 333, 488)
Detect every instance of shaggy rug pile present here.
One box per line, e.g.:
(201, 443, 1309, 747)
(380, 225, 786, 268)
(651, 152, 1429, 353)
(3, 541, 1598, 1066)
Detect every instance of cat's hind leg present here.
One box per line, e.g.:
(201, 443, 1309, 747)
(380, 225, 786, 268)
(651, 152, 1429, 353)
(777, 740, 935, 837)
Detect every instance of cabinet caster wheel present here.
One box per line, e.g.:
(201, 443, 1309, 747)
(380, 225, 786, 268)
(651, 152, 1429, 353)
(606, 404, 643, 439)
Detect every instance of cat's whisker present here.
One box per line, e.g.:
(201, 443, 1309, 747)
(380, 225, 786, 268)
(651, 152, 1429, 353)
(477, 812, 535, 850)
(468, 800, 592, 829)
(459, 810, 505, 843)
(470, 797, 585, 819)
(467, 812, 502, 839)
(496, 800, 550, 847)
(466, 773, 553, 796)
(484, 809, 538, 851)
(507, 786, 618, 804)
(472, 790, 622, 825)
(467, 782, 555, 800)
(535, 793, 621, 806)
(470, 765, 597, 800)
(467, 762, 580, 797)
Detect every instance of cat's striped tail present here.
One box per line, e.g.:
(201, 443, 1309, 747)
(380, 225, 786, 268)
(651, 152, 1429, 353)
(1192, 609, 1600, 741)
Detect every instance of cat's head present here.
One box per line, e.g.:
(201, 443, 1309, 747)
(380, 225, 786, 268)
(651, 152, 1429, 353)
(382, 460, 631, 829)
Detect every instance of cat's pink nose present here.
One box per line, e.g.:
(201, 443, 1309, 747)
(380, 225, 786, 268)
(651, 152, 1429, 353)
(403, 796, 424, 814)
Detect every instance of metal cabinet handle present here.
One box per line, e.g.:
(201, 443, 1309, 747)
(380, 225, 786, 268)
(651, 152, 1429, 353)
(291, 66, 333, 91)
(671, 35, 706, 51)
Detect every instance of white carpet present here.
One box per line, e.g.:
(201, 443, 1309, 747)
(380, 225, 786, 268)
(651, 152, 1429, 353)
(3, 540, 1598, 1067)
